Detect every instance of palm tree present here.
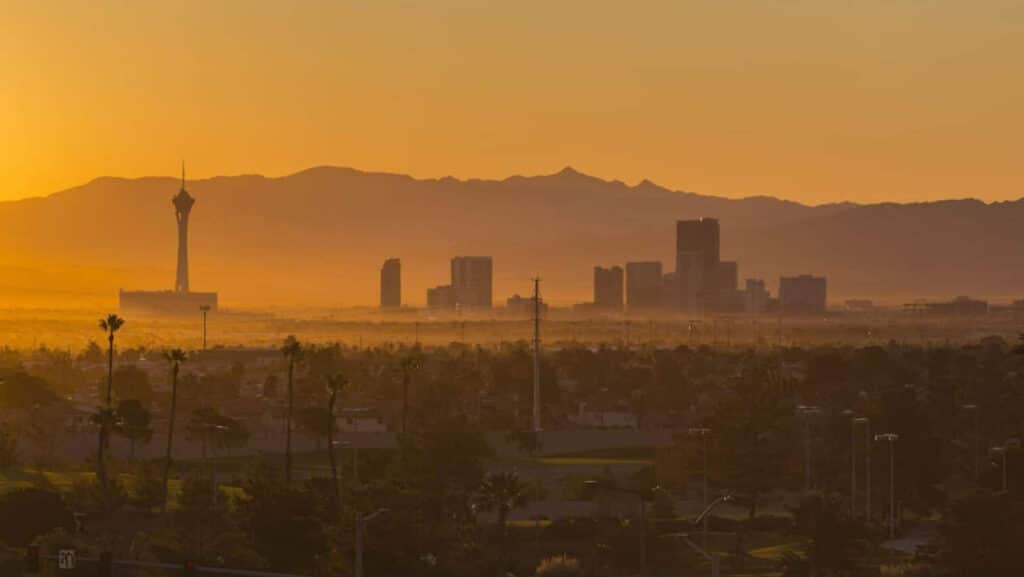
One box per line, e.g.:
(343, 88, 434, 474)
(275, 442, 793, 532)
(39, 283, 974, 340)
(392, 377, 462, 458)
(96, 313, 125, 484)
(324, 372, 348, 508)
(161, 348, 186, 514)
(476, 470, 531, 562)
(280, 335, 303, 486)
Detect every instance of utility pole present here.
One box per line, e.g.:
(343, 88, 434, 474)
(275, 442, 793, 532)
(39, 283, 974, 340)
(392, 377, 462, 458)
(199, 305, 210, 350)
(532, 277, 542, 432)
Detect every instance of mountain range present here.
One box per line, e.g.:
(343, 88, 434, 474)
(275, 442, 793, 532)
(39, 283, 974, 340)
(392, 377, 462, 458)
(1, 166, 1022, 308)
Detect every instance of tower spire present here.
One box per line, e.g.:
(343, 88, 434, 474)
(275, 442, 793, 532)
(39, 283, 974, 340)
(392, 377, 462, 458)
(181, 160, 186, 190)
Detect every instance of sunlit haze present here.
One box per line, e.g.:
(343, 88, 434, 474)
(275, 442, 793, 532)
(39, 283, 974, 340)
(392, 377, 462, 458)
(4, 0, 1023, 204)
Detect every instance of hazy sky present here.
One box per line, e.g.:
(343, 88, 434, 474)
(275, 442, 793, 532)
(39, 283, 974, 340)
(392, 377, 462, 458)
(3, 1, 1022, 204)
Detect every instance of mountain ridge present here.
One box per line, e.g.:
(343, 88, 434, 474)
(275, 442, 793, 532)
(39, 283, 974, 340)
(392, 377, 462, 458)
(1, 165, 1021, 308)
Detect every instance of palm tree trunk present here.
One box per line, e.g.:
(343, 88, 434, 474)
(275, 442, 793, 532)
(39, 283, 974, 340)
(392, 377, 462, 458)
(285, 360, 294, 487)
(98, 333, 114, 484)
(327, 388, 339, 510)
(162, 366, 179, 514)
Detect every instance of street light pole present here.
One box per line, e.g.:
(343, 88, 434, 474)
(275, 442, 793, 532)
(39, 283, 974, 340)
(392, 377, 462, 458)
(852, 417, 869, 520)
(797, 405, 821, 493)
(874, 433, 899, 540)
(355, 508, 388, 577)
(688, 427, 712, 549)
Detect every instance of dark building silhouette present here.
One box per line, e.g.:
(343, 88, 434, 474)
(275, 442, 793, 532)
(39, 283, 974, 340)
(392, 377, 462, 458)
(451, 256, 493, 308)
(593, 265, 624, 309)
(779, 274, 827, 313)
(380, 258, 401, 308)
(745, 278, 770, 314)
(506, 293, 548, 316)
(625, 261, 663, 310)
(120, 166, 218, 315)
(427, 285, 456, 309)
(676, 218, 720, 308)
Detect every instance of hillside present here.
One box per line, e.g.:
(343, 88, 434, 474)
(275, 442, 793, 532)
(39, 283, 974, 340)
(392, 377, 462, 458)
(0, 166, 1020, 308)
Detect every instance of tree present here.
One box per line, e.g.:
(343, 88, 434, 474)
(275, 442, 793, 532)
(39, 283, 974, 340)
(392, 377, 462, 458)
(97, 313, 125, 485)
(296, 406, 331, 450)
(324, 372, 348, 507)
(130, 461, 165, 512)
(785, 493, 864, 577)
(280, 335, 303, 486)
(162, 348, 187, 514)
(710, 354, 796, 519)
(114, 399, 153, 458)
(0, 425, 16, 469)
(0, 488, 73, 547)
(237, 463, 327, 574)
(112, 364, 153, 405)
(939, 492, 1024, 577)
(475, 470, 530, 563)
(186, 407, 249, 458)
(400, 353, 421, 435)
(175, 473, 231, 561)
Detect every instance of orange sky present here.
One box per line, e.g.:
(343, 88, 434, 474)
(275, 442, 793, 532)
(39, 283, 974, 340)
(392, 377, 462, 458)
(3, 1, 1022, 205)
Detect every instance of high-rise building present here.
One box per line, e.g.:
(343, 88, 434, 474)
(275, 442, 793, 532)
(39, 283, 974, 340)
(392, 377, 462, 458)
(745, 278, 769, 314)
(593, 266, 624, 309)
(714, 261, 738, 293)
(779, 275, 827, 313)
(676, 251, 704, 311)
(380, 258, 401, 308)
(676, 218, 720, 306)
(625, 261, 663, 309)
(451, 256, 493, 308)
(427, 285, 456, 309)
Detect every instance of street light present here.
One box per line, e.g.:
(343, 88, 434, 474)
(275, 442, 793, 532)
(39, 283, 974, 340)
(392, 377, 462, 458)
(355, 508, 389, 577)
(874, 433, 899, 540)
(663, 491, 733, 577)
(584, 480, 653, 577)
(796, 405, 822, 493)
(840, 410, 858, 518)
(688, 427, 712, 548)
(854, 417, 871, 522)
(990, 438, 1021, 493)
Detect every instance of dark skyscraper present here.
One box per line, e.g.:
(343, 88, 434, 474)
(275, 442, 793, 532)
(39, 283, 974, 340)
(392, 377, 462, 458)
(593, 265, 624, 309)
(625, 261, 663, 309)
(451, 256, 493, 308)
(779, 274, 827, 313)
(676, 218, 721, 308)
(173, 166, 195, 293)
(380, 258, 401, 308)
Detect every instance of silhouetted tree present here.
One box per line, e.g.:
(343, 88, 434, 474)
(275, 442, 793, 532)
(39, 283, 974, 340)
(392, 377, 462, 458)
(162, 348, 186, 514)
(280, 335, 304, 486)
(475, 470, 530, 563)
(114, 399, 153, 458)
(324, 372, 348, 507)
(96, 313, 125, 484)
